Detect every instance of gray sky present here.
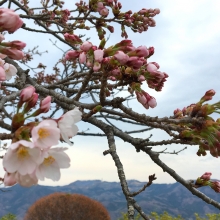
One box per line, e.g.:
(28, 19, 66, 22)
(1, 0, 220, 186)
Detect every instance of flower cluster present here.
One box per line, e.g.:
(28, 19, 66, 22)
(3, 86, 82, 187)
(195, 172, 220, 193)
(0, 8, 26, 61)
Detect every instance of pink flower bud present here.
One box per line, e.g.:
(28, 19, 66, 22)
(148, 47, 154, 57)
(114, 51, 129, 64)
(99, 7, 109, 16)
(65, 50, 80, 60)
(97, 2, 104, 12)
(174, 108, 182, 115)
(136, 91, 149, 109)
(107, 25, 114, 33)
(1, 40, 26, 50)
(139, 8, 148, 14)
(23, 93, 39, 113)
(127, 57, 144, 69)
(154, 8, 160, 14)
(136, 90, 157, 109)
(147, 63, 158, 73)
(148, 97, 157, 108)
(200, 89, 216, 102)
(94, 49, 104, 62)
(64, 33, 82, 44)
(80, 41, 93, 52)
(79, 52, 86, 64)
(211, 181, 220, 193)
(0, 8, 23, 33)
(20, 86, 35, 102)
(115, 40, 133, 48)
(200, 172, 212, 181)
(135, 46, 149, 57)
(205, 89, 215, 97)
(40, 96, 51, 113)
(0, 48, 24, 60)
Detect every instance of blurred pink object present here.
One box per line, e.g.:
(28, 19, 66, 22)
(0, 8, 23, 33)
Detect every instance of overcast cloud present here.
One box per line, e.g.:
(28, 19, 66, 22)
(1, 0, 220, 186)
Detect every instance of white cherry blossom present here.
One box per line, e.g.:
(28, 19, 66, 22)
(3, 140, 42, 175)
(32, 119, 60, 149)
(58, 108, 82, 146)
(36, 147, 70, 181)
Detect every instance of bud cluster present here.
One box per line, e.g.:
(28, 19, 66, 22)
(174, 90, 220, 157)
(195, 172, 220, 193)
(88, 0, 160, 39)
(64, 37, 168, 109)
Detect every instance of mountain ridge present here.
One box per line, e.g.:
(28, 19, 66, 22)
(1, 180, 220, 220)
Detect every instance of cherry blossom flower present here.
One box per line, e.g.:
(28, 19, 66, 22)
(200, 172, 212, 181)
(114, 51, 129, 65)
(0, 47, 24, 60)
(39, 96, 51, 113)
(23, 93, 39, 113)
(147, 63, 158, 72)
(20, 86, 35, 102)
(1, 40, 26, 50)
(94, 49, 104, 62)
(136, 90, 157, 109)
(65, 50, 80, 60)
(32, 120, 60, 149)
(148, 47, 154, 56)
(3, 140, 42, 175)
(57, 108, 82, 146)
(80, 41, 93, 52)
(138, 75, 145, 82)
(99, 8, 109, 16)
(36, 147, 70, 181)
(96, 2, 109, 16)
(79, 52, 86, 64)
(64, 33, 82, 44)
(4, 63, 17, 80)
(127, 56, 145, 69)
(0, 8, 23, 33)
(128, 46, 149, 57)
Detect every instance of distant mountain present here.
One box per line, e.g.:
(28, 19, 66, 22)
(0, 180, 220, 220)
